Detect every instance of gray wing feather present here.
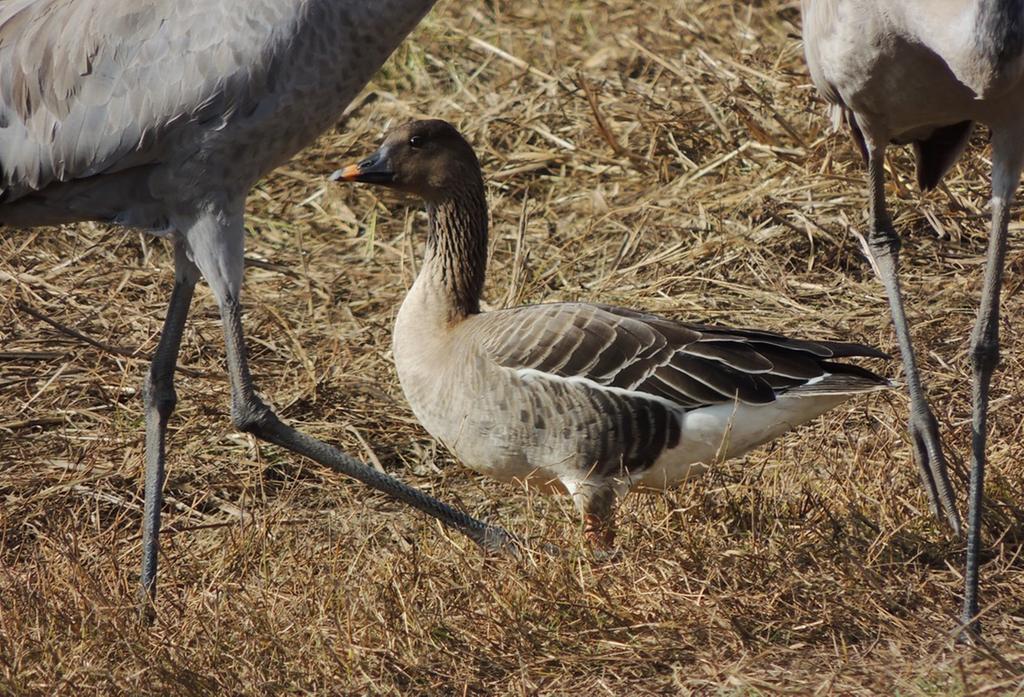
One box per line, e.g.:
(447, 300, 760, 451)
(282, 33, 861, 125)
(799, 0, 843, 107)
(479, 302, 888, 411)
(0, 0, 284, 202)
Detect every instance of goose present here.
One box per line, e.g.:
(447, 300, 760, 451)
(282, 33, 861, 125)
(801, 0, 1024, 636)
(0, 0, 514, 616)
(334, 119, 892, 546)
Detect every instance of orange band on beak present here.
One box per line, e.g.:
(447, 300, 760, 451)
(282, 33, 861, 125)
(337, 163, 362, 181)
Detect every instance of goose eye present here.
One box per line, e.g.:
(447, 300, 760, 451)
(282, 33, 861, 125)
(408, 135, 425, 149)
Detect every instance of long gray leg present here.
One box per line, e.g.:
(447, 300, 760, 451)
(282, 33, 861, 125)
(139, 240, 199, 619)
(219, 297, 511, 548)
(961, 130, 1022, 639)
(859, 136, 962, 534)
(181, 208, 513, 554)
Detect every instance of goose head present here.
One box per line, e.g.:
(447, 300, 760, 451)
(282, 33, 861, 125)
(332, 119, 482, 203)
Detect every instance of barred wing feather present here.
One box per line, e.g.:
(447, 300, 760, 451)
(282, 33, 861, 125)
(479, 302, 887, 411)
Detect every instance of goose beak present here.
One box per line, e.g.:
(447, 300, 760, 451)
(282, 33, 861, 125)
(329, 151, 395, 184)
(328, 163, 363, 182)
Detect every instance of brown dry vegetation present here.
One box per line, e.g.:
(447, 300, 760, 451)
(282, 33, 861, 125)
(2, 1, 1023, 694)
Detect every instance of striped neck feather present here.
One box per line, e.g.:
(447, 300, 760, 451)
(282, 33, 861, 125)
(422, 178, 489, 320)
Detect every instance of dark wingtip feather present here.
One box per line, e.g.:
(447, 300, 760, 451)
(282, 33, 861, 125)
(820, 361, 890, 386)
(815, 340, 891, 360)
(846, 112, 869, 165)
(913, 120, 973, 191)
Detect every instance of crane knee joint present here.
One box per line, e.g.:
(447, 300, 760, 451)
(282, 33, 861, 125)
(867, 227, 900, 258)
(142, 374, 177, 420)
(971, 339, 1000, 374)
(231, 399, 279, 436)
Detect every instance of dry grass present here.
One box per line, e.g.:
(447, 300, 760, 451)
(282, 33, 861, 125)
(2, 1, 1024, 694)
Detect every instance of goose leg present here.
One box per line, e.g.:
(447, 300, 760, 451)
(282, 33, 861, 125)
(571, 482, 618, 549)
(960, 132, 1022, 639)
(139, 240, 198, 619)
(860, 137, 962, 534)
(183, 209, 513, 554)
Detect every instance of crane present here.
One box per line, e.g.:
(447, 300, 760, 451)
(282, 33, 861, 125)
(0, 0, 511, 617)
(801, 0, 1024, 637)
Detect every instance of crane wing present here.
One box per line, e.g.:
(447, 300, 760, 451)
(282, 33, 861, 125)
(0, 0, 290, 203)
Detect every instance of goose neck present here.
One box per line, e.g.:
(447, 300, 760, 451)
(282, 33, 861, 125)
(419, 180, 489, 320)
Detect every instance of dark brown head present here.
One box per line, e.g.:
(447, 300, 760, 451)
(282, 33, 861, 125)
(331, 119, 482, 203)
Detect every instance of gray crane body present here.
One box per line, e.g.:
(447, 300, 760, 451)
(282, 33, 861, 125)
(805, 1, 1024, 143)
(1, 0, 425, 231)
(0, 0, 514, 617)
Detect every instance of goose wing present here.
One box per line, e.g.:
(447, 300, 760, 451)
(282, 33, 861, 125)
(478, 302, 887, 411)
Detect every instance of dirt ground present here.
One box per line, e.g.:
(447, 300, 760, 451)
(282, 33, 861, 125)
(2, 1, 1022, 694)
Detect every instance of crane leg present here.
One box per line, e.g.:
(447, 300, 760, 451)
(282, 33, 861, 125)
(215, 296, 514, 551)
(859, 137, 962, 535)
(139, 240, 198, 621)
(961, 130, 1021, 640)
(181, 209, 515, 556)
